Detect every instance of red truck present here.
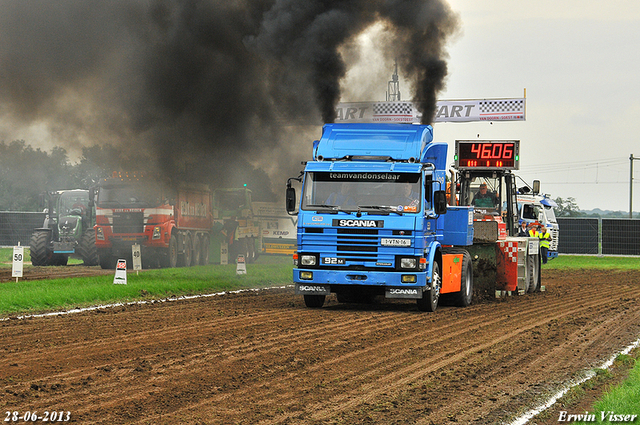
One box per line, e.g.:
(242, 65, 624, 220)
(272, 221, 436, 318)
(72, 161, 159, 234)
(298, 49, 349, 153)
(91, 172, 212, 269)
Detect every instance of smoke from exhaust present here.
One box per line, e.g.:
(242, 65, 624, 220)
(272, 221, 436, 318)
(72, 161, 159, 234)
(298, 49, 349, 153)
(0, 0, 458, 193)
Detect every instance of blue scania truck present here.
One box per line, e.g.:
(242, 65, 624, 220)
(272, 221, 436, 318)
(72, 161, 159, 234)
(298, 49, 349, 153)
(286, 123, 475, 311)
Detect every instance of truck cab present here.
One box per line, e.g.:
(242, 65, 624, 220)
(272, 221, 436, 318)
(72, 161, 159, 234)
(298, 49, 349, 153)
(287, 123, 474, 311)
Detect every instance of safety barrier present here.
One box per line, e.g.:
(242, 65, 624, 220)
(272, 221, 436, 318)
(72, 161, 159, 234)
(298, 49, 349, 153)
(557, 217, 640, 256)
(0, 212, 45, 247)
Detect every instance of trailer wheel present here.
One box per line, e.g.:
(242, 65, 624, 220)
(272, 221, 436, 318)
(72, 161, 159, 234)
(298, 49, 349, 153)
(417, 261, 441, 312)
(29, 230, 53, 266)
(527, 254, 541, 293)
(304, 294, 325, 308)
(454, 251, 473, 307)
(168, 235, 178, 268)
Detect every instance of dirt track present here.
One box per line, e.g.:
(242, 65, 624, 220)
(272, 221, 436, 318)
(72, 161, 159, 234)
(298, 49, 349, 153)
(1, 269, 640, 424)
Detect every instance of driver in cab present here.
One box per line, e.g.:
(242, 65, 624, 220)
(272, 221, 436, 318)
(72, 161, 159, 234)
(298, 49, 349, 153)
(471, 183, 499, 209)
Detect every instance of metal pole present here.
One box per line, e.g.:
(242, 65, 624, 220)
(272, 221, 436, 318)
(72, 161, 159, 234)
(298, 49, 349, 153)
(632, 154, 636, 219)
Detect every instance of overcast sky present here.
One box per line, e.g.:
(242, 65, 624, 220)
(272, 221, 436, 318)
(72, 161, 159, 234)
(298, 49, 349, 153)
(431, 0, 640, 212)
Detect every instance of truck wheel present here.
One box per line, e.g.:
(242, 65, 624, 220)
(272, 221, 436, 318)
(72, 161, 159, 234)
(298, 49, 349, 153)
(192, 235, 201, 266)
(29, 230, 53, 266)
(200, 236, 210, 265)
(181, 233, 193, 267)
(417, 261, 441, 312)
(168, 235, 178, 268)
(453, 251, 473, 307)
(304, 295, 325, 308)
(78, 230, 99, 266)
(527, 254, 541, 293)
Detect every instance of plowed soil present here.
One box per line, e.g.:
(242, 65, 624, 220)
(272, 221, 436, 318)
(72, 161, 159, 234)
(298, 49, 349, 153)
(1, 268, 640, 424)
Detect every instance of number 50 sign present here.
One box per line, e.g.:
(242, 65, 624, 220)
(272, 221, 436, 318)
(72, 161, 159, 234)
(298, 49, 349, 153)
(12, 244, 24, 280)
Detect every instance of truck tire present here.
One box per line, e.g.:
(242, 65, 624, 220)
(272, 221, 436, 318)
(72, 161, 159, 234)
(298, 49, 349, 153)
(453, 251, 473, 307)
(29, 230, 53, 266)
(168, 235, 178, 268)
(78, 230, 99, 266)
(304, 294, 325, 308)
(200, 235, 210, 265)
(192, 235, 201, 266)
(181, 233, 193, 267)
(417, 261, 441, 312)
(527, 254, 541, 293)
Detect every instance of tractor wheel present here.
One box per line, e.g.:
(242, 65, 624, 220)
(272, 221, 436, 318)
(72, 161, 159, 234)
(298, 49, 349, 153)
(417, 261, 441, 312)
(29, 230, 52, 266)
(78, 230, 99, 266)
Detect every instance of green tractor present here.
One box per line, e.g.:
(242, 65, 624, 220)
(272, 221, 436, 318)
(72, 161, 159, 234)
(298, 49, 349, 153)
(29, 189, 99, 266)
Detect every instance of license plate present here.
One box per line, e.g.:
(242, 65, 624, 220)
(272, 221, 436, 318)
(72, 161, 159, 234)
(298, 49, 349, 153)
(381, 238, 411, 247)
(322, 257, 346, 265)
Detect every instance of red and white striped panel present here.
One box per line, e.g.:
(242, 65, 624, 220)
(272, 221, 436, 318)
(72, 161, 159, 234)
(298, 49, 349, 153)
(498, 241, 518, 263)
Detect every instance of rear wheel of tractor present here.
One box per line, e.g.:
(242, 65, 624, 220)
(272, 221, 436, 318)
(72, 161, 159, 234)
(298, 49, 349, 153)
(417, 261, 441, 312)
(453, 251, 473, 307)
(527, 254, 541, 293)
(78, 230, 99, 266)
(304, 295, 325, 308)
(192, 235, 201, 266)
(168, 235, 178, 268)
(30, 230, 52, 266)
(200, 235, 210, 265)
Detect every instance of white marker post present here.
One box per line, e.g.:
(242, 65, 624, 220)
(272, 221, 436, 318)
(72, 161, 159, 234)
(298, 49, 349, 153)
(132, 243, 142, 275)
(220, 241, 228, 265)
(113, 259, 127, 284)
(236, 254, 246, 275)
(12, 242, 24, 283)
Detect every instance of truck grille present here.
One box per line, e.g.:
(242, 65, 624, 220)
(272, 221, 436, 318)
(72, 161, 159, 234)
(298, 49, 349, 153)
(301, 227, 414, 267)
(113, 212, 144, 234)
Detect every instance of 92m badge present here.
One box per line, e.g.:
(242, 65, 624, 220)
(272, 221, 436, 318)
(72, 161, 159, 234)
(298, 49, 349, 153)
(323, 257, 346, 265)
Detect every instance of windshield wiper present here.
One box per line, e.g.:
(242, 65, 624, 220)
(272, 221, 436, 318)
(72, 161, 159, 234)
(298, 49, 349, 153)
(357, 205, 402, 215)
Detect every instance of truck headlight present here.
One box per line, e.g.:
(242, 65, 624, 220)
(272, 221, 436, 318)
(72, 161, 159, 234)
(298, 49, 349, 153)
(152, 226, 161, 240)
(400, 258, 417, 269)
(300, 254, 317, 266)
(96, 227, 105, 240)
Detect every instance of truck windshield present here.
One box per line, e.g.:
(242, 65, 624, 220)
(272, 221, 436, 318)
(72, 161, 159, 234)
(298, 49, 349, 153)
(97, 182, 164, 208)
(301, 172, 421, 213)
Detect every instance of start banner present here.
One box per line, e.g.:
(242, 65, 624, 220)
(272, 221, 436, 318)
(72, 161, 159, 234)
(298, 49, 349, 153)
(335, 98, 525, 123)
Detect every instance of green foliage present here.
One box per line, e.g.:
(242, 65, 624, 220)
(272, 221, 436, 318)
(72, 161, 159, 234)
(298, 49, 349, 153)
(554, 196, 584, 217)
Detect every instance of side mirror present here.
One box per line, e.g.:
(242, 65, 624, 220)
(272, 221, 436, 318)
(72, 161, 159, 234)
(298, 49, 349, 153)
(532, 180, 540, 195)
(286, 186, 297, 214)
(434, 190, 447, 215)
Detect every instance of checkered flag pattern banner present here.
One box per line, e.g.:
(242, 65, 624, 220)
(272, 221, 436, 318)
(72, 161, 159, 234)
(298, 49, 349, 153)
(373, 102, 413, 115)
(479, 99, 525, 114)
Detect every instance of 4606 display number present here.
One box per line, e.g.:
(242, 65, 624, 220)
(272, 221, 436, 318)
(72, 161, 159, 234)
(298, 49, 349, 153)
(5, 411, 70, 422)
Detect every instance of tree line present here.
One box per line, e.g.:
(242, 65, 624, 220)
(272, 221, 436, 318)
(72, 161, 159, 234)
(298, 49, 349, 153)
(0, 140, 277, 212)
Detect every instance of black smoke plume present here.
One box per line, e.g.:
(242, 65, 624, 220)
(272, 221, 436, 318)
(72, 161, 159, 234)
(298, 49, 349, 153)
(0, 0, 458, 192)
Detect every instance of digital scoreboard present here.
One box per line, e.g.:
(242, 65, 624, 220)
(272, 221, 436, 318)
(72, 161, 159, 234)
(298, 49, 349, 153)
(454, 140, 520, 170)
